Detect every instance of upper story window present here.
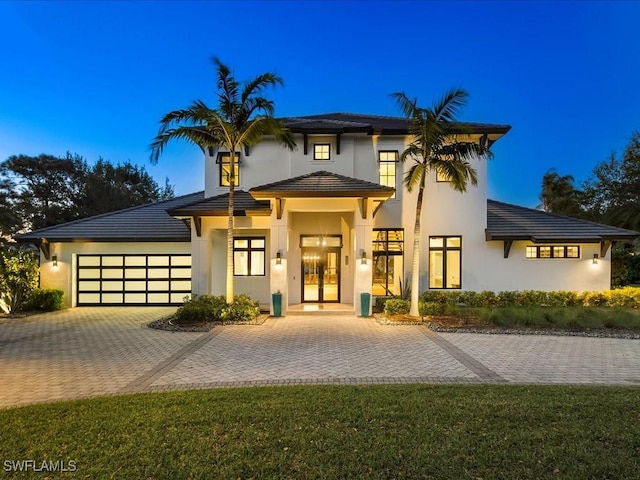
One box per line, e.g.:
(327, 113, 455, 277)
(378, 151, 398, 198)
(218, 152, 240, 187)
(233, 237, 265, 276)
(313, 144, 331, 160)
(526, 245, 580, 259)
(429, 236, 461, 289)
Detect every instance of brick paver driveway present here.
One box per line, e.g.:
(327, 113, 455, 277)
(1, 308, 639, 408)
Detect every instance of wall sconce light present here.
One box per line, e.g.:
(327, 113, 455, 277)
(52, 255, 58, 267)
(593, 253, 599, 265)
(276, 252, 282, 265)
(361, 250, 367, 265)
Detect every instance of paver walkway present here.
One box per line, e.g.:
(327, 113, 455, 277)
(1, 308, 639, 409)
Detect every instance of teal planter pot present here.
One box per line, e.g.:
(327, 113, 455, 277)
(360, 292, 371, 317)
(272, 293, 283, 317)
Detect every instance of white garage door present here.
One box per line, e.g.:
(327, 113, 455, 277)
(76, 254, 191, 305)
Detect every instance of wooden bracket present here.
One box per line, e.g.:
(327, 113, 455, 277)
(372, 200, 384, 218)
(276, 198, 285, 220)
(336, 133, 341, 155)
(358, 197, 368, 219)
(194, 216, 202, 237)
(303, 133, 308, 155)
(503, 240, 513, 258)
(600, 240, 612, 257)
(39, 238, 51, 260)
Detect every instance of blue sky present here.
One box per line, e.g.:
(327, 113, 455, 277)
(1, 1, 638, 208)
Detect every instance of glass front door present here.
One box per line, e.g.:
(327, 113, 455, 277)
(302, 248, 340, 302)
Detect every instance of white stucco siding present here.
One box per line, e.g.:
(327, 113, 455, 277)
(40, 242, 191, 307)
(472, 241, 610, 292)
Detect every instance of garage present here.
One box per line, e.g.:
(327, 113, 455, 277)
(76, 253, 191, 306)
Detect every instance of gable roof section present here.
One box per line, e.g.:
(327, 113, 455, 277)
(486, 200, 639, 243)
(16, 192, 204, 243)
(279, 113, 511, 136)
(249, 171, 395, 199)
(168, 190, 271, 217)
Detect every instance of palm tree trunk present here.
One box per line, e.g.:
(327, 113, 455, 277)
(226, 151, 236, 304)
(410, 177, 425, 317)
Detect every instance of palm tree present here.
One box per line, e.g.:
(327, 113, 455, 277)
(391, 89, 492, 316)
(151, 57, 295, 303)
(538, 169, 582, 216)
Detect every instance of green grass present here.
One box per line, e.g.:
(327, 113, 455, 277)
(444, 306, 640, 330)
(1, 385, 639, 479)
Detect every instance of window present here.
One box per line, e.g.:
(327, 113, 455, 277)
(378, 151, 398, 198)
(526, 245, 580, 259)
(429, 236, 461, 289)
(314, 144, 330, 160)
(233, 238, 265, 276)
(372, 229, 404, 295)
(218, 152, 240, 186)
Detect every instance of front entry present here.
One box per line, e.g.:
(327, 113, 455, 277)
(302, 248, 340, 302)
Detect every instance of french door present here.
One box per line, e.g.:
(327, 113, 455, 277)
(301, 247, 340, 302)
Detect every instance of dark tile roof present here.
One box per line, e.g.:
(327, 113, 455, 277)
(486, 200, 639, 242)
(168, 190, 271, 216)
(249, 171, 395, 198)
(16, 192, 204, 243)
(279, 113, 511, 136)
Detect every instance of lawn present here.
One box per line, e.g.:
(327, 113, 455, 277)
(1, 385, 639, 479)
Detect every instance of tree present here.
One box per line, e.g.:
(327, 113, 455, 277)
(0, 247, 39, 313)
(392, 89, 492, 316)
(150, 57, 295, 304)
(77, 159, 174, 218)
(537, 169, 583, 216)
(0, 154, 175, 237)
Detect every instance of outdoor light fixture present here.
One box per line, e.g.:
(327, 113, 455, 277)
(52, 255, 58, 267)
(593, 254, 599, 265)
(276, 252, 282, 265)
(361, 250, 367, 265)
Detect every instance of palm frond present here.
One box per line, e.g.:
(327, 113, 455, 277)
(430, 88, 468, 124)
(390, 92, 418, 119)
(241, 73, 284, 105)
(403, 163, 425, 192)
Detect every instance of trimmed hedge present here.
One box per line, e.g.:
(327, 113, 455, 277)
(174, 294, 260, 324)
(384, 299, 410, 316)
(416, 287, 640, 309)
(24, 288, 64, 311)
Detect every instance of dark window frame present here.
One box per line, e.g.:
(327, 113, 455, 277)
(429, 235, 462, 290)
(218, 151, 241, 187)
(372, 228, 404, 295)
(378, 150, 398, 198)
(233, 237, 266, 276)
(525, 245, 581, 259)
(313, 143, 331, 161)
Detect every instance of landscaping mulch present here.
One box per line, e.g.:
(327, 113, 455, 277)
(147, 313, 270, 332)
(374, 313, 640, 339)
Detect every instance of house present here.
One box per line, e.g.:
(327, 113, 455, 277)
(17, 113, 638, 313)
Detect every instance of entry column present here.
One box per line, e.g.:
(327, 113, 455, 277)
(270, 200, 288, 315)
(354, 198, 373, 315)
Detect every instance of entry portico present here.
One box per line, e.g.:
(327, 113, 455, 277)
(170, 171, 394, 314)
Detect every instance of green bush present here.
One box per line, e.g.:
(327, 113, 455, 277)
(24, 289, 64, 311)
(222, 294, 260, 322)
(174, 295, 227, 324)
(384, 299, 410, 316)
(580, 291, 607, 307)
(420, 291, 459, 305)
(375, 296, 393, 313)
(419, 301, 446, 316)
(456, 291, 480, 307)
(0, 248, 39, 313)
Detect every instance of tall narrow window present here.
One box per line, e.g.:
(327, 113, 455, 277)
(429, 236, 461, 289)
(378, 151, 398, 198)
(372, 229, 404, 295)
(218, 152, 240, 186)
(233, 238, 265, 276)
(314, 144, 330, 160)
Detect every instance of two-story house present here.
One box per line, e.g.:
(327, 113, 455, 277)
(18, 113, 638, 313)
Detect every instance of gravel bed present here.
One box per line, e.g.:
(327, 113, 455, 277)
(374, 314, 640, 339)
(147, 313, 269, 332)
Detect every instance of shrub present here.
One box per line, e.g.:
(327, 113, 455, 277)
(496, 291, 518, 307)
(420, 291, 459, 305)
(547, 290, 580, 307)
(0, 248, 39, 313)
(375, 296, 393, 313)
(222, 294, 260, 322)
(580, 291, 607, 307)
(174, 295, 226, 324)
(419, 301, 446, 316)
(24, 289, 64, 311)
(384, 299, 410, 316)
(477, 291, 498, 307)
(456, 291, 480, 307)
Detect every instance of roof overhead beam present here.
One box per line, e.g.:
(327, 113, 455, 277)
(39, 238, 51, 260)
(194, 216, 202, 237)
(303, 133, 308, 155)
(503, 240, 513, 259)
(244, 145, 250, 157)
(358, 197, 368, 219)
(600, 240, 612, 257)
(336, 133, 341, 155)
(276, 198, 285, 220)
